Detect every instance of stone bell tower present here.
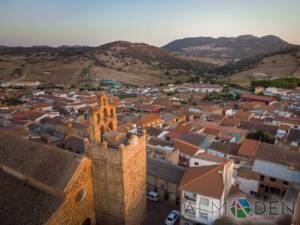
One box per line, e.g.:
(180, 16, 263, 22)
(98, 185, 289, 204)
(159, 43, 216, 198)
(88, 92, 146, 225)
(89, 92, 118, 143)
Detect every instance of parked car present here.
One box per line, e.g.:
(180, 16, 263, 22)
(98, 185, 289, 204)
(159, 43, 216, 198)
(165, 210, 179, 225)
(147, 191, 159, 202)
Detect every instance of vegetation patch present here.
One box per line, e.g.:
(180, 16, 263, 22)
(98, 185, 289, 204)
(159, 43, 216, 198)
(2, 97, 23, 106)
(251, 78, 300, 89)
(247, 130, 275, 144)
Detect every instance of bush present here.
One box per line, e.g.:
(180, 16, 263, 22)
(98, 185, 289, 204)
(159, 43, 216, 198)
(251, 78, 300, 89)
(4, 98, 23, 106)
(175, 79, 182, 84)
(247, 130, 275, 144)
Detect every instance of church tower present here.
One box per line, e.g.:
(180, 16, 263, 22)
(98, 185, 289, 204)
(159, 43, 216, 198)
(88, 92, 146, 225)
(89, 92, 118, 143)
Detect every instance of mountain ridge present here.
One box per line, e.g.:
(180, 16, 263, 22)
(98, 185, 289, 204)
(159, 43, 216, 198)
(162, 35, 295, 65)
(1, 35, 299, 87)
(0, 41, 213, 86)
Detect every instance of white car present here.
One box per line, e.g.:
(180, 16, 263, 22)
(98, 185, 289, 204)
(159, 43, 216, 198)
(147, 191, 159, 202)
(165, 210, 179, 225)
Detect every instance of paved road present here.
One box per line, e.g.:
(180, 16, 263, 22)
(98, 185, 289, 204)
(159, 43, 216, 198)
(142, 200, 179, 225)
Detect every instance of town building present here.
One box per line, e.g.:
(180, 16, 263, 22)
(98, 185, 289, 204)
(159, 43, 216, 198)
(147, 137, 179, 164)
(0, 92, 147, 225)
(147, 158, 185, 205)
(252, 143, 300, 198)
(136, 113, 164, 129)
(0, 131, 95, 225)
(240, 93, 276, 105)
(179, 161, 234, 225)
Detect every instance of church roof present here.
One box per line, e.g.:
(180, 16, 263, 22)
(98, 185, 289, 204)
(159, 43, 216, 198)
(0, 169, 62, 225)
(0, 131, 83, 192)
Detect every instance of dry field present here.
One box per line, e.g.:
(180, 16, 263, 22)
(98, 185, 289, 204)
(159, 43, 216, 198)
(226, 51, 300, 87)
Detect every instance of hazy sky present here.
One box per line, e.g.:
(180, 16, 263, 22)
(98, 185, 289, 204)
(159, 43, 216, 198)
(0, 0, 299, 47)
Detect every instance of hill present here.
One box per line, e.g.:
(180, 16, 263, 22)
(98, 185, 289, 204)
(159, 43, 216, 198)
(224, 47, 300, 87)
(0, 41, 213, 87)
(162, 35, 293, 65)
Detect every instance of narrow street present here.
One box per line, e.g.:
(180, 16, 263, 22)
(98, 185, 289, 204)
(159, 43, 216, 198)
(143, 200, 180, 225)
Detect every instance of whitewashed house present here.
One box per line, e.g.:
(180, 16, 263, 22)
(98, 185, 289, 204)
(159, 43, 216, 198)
(236, 167, 259, 196)
(179, 161, 233, 225)
(252, 143, 300, 197)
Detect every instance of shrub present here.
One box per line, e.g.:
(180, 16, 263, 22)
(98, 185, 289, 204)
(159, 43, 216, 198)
(247, 130, 275, 144)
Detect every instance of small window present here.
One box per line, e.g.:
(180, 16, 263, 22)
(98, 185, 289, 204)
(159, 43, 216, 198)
(110, 108, 114, 117)
(97, 113, 101, 124)
(184, 192, 196, 201)
(109, 122, 113, 130)
(270, 177, 276, 182)
(265, 186, 269, 193)
(200, 197, 210, 207)
(194, 162, 199, 166)
(200, 212, 208, 220)
(76, 189, 86, 203)
(260, 175, 265, 181)
(283, 181, 289, 185)
(103, 108, 108, 120)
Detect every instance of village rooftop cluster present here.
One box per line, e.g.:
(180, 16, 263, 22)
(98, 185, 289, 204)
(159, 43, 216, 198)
(1, 80, 300, 225)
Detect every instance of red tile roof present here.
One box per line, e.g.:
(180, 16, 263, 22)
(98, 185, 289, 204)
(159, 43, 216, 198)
(175, 139, 199, 156)
(240, 93, 276, 103)
(179, 163, 226, 198)
(238, 139, 260, 158)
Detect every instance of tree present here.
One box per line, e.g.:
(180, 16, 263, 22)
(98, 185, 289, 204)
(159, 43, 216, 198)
(4, 98, 23, 106)
(175, 79, 182, 84)
(247, 130, 275, 144)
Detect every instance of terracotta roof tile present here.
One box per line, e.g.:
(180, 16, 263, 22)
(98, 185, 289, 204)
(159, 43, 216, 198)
(193, 152, 226, 163)
(175, 139, 199, 156)
(255, 143, 300, 169)
(0, 131, 83, 192)
(238, 139, 260, 158)
(179, 164, 226, 198)
(221, 117, 240, 127)
(203, 127, 221, 136)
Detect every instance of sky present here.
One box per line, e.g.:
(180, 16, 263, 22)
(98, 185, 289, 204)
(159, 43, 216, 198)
(0, 0, 300, 47)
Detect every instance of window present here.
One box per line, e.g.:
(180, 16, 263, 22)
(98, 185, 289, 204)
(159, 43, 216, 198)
(103, 108, 108, 120)
(270, 177, 276, 182)
(110, 108, 114, 117)
(283, 181, 289, 186)
(200, 212, 208, 220)
(184, 192, 196, 202)
(76, 189, 86, 203)
(194, 162, 199, 166)
(264, 186, 269, 193)
(109, 122, 113, 130)
(97, 113, 101, 124)
(270, 187, 281, 195)
(200, 197, 210, 207)
(260, 175, 265, 181)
